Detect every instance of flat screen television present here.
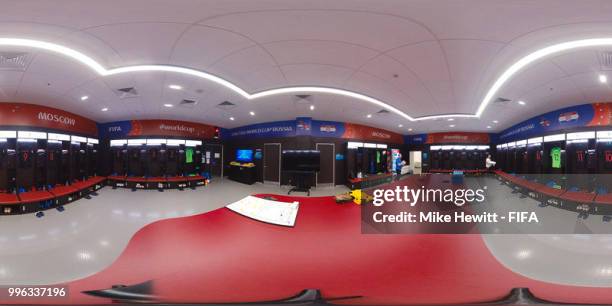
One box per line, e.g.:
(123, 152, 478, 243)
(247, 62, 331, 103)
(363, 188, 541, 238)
(236, 149, 254, 162)
(282, 150, 320, 172)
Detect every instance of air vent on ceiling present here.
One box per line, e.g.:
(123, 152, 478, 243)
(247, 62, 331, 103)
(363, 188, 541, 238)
(216, 100, 236, 110)
(376, 109, 390, 114)
(494, 97, 512, 104)
(114, 87, 139, 99)
(294, 94, 312, 104)
(179, 99, 197, 108)
(0, 52, 30, 71)
(600, 51, 612, 70)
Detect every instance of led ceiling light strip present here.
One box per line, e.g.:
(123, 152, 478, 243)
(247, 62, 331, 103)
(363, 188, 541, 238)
(4, 37, 612, 122)
(249, 86, 414, 121)
(476, 38, 612, 117)
(412, 113, 477, 120)
(0, 38, 106, 74)
(105, 65, 251, 98)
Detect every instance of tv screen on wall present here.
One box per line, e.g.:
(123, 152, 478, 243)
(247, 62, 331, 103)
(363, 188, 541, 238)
(282, 150, 320, 172)
(236, 149, 253, 162)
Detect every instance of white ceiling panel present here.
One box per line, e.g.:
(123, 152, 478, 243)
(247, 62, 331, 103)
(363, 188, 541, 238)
(0, 71, 24, 86)
(207, 45, 285, 91)
(280, 63, 353, 88)
(265, 40, 378, 69)
(169, 25, 255, 69)
(202, 10, 435, 51)
(0, 1, 611, 133)
(357, 54, 439, 116)
(424, 81, 456, 113)
(0, 86, 18, 101)
(442, 39, 506, 112)
(550, 49, 601, 75)
(345, 71, 414, 113)
(386, 41, 449, 82)
(497, 60, 566, 101)
(0, 22, 73, 41)
(84, 23, 189, 66)
(567, 71, 611, 88)
(519, 77, 585, 102)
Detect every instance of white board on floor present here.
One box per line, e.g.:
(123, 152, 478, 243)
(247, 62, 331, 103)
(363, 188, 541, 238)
(226, 196, 299, 227)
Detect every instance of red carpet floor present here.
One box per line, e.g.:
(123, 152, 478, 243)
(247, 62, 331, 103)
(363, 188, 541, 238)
(5, 175, 612, 304)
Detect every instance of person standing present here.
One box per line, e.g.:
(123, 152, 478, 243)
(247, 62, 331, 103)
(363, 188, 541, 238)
(485, 154, 496, 172)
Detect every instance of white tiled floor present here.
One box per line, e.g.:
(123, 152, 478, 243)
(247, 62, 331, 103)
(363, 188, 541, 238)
(0, 179, 348, 285)
(472, 176, 612, 287)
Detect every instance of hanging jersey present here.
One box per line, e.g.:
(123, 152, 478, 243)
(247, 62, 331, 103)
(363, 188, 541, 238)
(550, 147, 561, 169)
(186, 148, 194, 163)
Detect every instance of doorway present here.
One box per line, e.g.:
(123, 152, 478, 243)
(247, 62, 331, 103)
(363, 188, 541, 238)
(204, 144, 223, 178)
(409, 151, 422, 174)
(263, 143, 281, 184)
(316, 143, 335, 187)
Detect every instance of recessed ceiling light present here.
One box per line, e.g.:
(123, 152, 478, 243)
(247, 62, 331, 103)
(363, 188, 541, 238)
(447, 118, 454, 121)
(517, 100, 526, 105)
(408, 128, 413, 131)
(229, 117, 235, 121)
(77, 251, 92, 261)
(487, 126, 492, 129)
(80, 95, 88, 101)
(398, 124, 403, 127)
(366, 114, 372, 118)
(163, 104, 173, 108)
(168, 84, 182, 90)
(449, 124, 455, 128)
(600, 74, 608, 83)
(309, 105, 315, 111)
(101, 107, 108, 112)
(249, 111, 255, 116)
(515, 249, 532, 260)
(493, 120, 499, 123)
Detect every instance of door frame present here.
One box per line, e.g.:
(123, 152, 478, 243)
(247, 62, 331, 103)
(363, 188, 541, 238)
(204, 143, 224, 178)
(221, 144, 224, 177)
(315, 143, 335, 187)
(263, 143, 281, 185)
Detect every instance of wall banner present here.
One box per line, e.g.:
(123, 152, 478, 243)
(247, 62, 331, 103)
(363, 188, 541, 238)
(223, 118, 404, 144)
(295, 117, 312, 136)
(342, 123, 404, 143)
(311, 120, 346, 138)
(425, 132, 490, 144)
(98, 119, 217, 139)
(404, 134, 427, 145)
(221, 120, 296, 139)
(497, 102, 611, 142)
(0, 102, 98, 136)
